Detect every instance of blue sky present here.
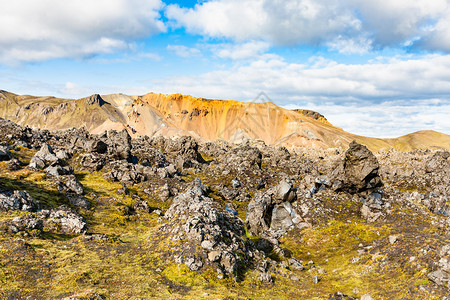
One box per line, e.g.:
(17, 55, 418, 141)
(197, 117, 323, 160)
(1, 0, 450, 138)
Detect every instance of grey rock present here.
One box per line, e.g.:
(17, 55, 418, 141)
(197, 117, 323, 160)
(273, 180, 296, 203)
(45, 165, 65, 177)
(427, 269, 450, 286)
(0, 190, 37, 212)
(34, 143, 59, 164)
(133, 200, 150, 213)
(159, 183, 172, 202)
(59, 175, 84, 195)
(270, 202, 301, 232)
(55, 150, 69, 160)
(258, 271, 273, 283)
(77, 153, 105, 171)
(231, 178, 241, 188)
(330, 141, 382, 193)
(29, 156, 46, 169)
(184, 256, 203, 271)
(106, 129, 132, 162)
(0, 145, 11, 161)
(246, 193, 272, 236)
(313, 275, 320, 284)
(45, 205, 86, 234)
(288, 257, 305, 271)
(6, 158, 21, 171)
(12, 214, 43, 232)
(86, 139, 107, 154)
(67, 194, 91, 209)
(246, 181, 299, 235)
(162, 182, 253, 279)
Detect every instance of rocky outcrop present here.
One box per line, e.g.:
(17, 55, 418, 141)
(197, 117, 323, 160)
(164, 136, 205, 169)
(85, 94, 106, 106)
(29, 143, 60, 169)
(0, 190, 37, 212)
(40, 206, 86, 234)
(105, 161, 155, 184)
(427, 244, 450, 287)
(245, 180, 299, 236)
(221, 144, 262, 170)
(162, 179, 261, 280)
(106, 129, 133, 162)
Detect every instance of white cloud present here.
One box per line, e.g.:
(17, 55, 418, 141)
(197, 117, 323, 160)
(57, 81, 149, 98)
(284, 100, 450, 138)
(59, 82, 92, 97)
(327, 36, 373, 54)
(166, 0, 450, 52)
(151, 54, 450, 137)
(167, 45, 201, 58)
(138, 52, 162, 61)
(213, 41, 270, 60)
(166, 0, 359, 45)
(0, 0, 165, 64)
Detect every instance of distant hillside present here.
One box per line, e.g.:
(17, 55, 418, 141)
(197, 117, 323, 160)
(1, 90, 449, 151)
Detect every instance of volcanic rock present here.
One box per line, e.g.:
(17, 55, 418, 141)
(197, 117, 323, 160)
(162, 179, 259, 279)
(0, 190, 37, 212)
(42, 206, 86, 234)
(245, 180, 299, 236)
(330, 141, 382, 193)
(0, 145, 11, 161)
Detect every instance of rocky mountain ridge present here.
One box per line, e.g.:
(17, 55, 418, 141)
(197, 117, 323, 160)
(1, 90, 449, 151)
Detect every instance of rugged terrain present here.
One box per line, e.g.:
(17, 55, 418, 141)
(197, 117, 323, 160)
(1, 90, 449, 151)
(0, 116, 449, 299)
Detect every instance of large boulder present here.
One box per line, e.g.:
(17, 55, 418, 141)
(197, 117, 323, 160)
(106, 129, 132, 162)
(76, 153, 106, 171)
(330, 141, 382, 193)
(86, 139, 107, 154)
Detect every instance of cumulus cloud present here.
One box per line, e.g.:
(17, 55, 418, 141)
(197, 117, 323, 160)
(151, 54, 450, 137)
(0, 0, 165, 64)
(166, 0, 359, 46)
(166, 0, 450, 53)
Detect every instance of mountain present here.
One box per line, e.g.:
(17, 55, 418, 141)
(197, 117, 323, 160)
(1, 90, 449, 151)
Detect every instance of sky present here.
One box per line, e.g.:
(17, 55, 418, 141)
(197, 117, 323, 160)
(1, 0, 450, 138)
